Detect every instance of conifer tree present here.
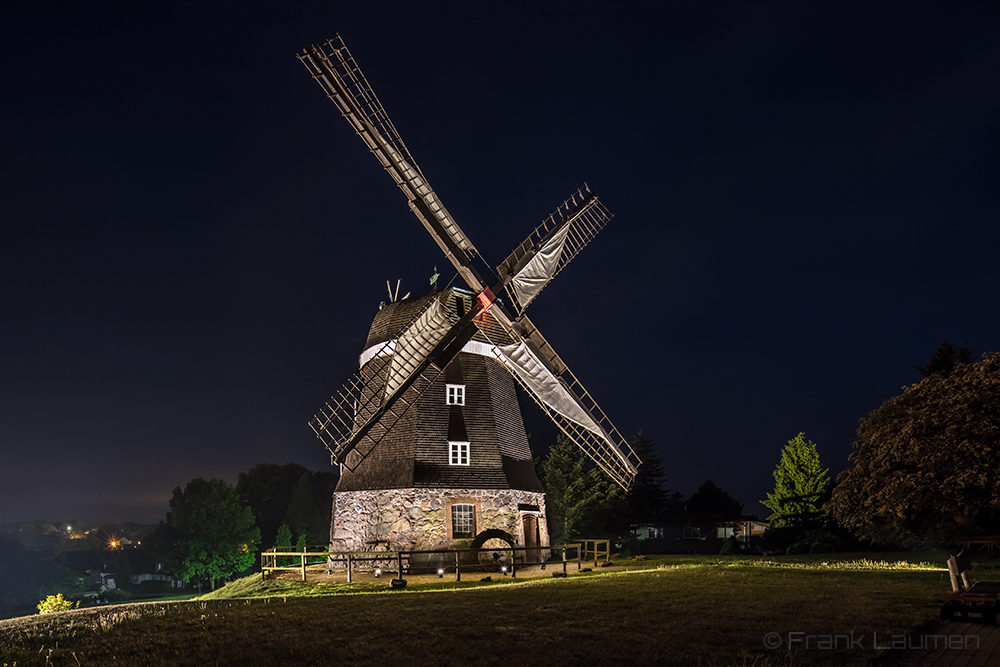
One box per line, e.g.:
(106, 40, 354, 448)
(542, 434, 622, 543)
(628, 432, 669, 523)
(761, 433, 830, 527)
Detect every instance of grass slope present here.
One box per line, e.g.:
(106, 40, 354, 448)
(0, 555, 955, 666)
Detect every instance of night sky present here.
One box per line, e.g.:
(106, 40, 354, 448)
(3, 2, 998, 525)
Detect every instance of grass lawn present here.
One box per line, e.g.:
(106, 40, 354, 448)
(0, 554, 964, 666)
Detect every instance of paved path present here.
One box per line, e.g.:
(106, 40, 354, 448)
(877, 621, 1000, 666)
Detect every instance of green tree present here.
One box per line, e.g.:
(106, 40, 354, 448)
(274, 523, 293, 567)
(830, 352, 1000, 546)
(237, 464, 336, 551)
(285, 472, 328, 546)
(151, 478, 260, 590)
(761, 433, 831, 528)
(542, 434, 624, 544)
(274, 522, 292, 548)
(237, 463, 310, 549)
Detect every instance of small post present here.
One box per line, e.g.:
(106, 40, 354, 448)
(301, 551, 307, 581)
(577, 543, 582, 570)
(455, 551, 461, 582)
(347, 553, 352, 583)
(397, 551, 403, 580)
(562, 546, 567, 574)
(510, 547, 516, 578)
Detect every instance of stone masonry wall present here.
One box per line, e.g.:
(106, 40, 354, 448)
(331, 487, 548, 553)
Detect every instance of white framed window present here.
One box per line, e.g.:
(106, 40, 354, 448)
(449, 441, 470, 466)
(452, 504, 476, 538)
(446, 384, 465, 405)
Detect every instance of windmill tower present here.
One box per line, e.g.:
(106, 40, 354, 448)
(299, 36, 641, 559)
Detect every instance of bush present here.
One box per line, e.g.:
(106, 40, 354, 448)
(761, 526, 802, 553)
(37, 593, 76, 614)
(139, 579, 172, 594)
(810, 541, 836, 554)
(101, 588, 132, 603)
(786, 542, 810, 556)
(719, 538, 741, 556)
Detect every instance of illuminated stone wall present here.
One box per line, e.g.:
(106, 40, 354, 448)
(331, 487, 548, 554)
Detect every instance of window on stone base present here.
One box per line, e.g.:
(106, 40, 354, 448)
(452, 504, 476, 538)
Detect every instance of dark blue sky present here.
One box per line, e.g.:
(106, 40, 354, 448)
(2, 1, 998, 524)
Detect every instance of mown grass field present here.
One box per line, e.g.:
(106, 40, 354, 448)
(0, 553, 971, 666)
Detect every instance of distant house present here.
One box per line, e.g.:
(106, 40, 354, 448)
(632, 519, 768, 554)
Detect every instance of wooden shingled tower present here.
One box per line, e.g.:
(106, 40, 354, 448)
(299, 36, 641, 557)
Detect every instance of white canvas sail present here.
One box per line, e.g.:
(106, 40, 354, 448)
(509, 222, 572, 310)
(498, 341, 604, 438)
(384, 298, 452, 399)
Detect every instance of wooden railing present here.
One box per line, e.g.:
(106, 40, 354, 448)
(260, 543, 595, 582)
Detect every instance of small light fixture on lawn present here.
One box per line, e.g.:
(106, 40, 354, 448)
(437, 568, 444, 578)
(374, 569, 381, 578)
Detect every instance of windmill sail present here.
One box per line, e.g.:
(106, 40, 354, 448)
(312, 295, 456, 468)
(311, 289, 500, 469)
(302, 35, 642, 488)
(497, 342, 605, 437)
(497, 186, 613, 313)
(483, 322, 640, 489)
(299, 37, 487, 292)
(384, 298, 452, 399)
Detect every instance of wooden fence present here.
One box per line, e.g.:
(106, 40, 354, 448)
(260, 540, 610, 582)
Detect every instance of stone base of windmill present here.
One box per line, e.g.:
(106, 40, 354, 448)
(330, 487, 548, 570)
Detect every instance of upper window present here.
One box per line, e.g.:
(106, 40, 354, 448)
(449, 441, 470, 466)
(446, 384, 465, 405)
(452, 504, 476, 538)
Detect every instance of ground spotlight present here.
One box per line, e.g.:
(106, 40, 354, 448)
(374, 569, 381, 578)
(438, 568, 444, 578)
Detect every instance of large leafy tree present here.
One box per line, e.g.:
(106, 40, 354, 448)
(152, 478, 260, 590)
(830, 352, 1000, 546)
(542, 434, 624, 544)
(761, 433, 831, 527)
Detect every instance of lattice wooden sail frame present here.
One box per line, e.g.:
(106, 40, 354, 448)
(497, 185, 613, 314)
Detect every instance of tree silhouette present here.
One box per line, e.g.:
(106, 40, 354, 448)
(687, 480, 743, 523)
(628, 432, 670, 523)
(917, 338, 975, 378)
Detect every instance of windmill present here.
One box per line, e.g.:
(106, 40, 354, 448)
(299, 36, 641, 558)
